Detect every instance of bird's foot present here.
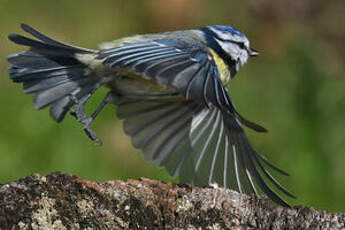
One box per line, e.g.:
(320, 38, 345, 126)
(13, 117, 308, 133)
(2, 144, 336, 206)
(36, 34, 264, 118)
(70, 82, 112, 145)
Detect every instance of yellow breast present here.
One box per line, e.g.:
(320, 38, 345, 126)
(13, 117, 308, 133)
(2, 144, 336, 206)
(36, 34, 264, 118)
(208, 48, 231, 85)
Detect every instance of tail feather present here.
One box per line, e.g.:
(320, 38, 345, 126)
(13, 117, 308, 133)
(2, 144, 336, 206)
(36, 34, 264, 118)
(7, 51, 81, 70)
(50, 96, 74, 122)
(7, 24, 99, 122)
(49, 82, 99, 122)
(8, 24, 94, 55)
(23, 74, 82, 94)
(33, 78, 92, 109)
(20, 23, 94, 53)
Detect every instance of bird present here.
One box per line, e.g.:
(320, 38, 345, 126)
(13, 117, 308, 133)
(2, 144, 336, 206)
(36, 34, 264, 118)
(7, 24, 295, 206)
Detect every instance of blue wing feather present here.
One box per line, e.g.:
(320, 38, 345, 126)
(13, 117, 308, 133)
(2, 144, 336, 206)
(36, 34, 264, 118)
(99, 38, 294, 206)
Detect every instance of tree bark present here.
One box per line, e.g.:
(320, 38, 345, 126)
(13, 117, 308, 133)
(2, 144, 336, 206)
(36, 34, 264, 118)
(0, 172, 344, 229)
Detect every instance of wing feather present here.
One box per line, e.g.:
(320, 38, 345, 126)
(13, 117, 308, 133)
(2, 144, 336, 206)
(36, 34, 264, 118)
(100, 39, 265, 129)
(178, 108, 217, 184)
(192, 110, 222, 185)
(231, 143, 242, 192)
(208, 119, 224, 184)
(117, 99, 293, 206)
(104, 38, 294, 206)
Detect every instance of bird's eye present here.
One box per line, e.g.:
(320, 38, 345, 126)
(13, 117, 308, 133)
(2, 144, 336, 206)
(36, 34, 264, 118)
(237, 42, 245, 49)
(231, 41, 246, 49)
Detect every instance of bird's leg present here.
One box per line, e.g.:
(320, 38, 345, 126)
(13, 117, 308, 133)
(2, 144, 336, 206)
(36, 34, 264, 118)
(70, 77, 112, 144)
(83, 92, 113, 145)
(70, 91, 112, 145)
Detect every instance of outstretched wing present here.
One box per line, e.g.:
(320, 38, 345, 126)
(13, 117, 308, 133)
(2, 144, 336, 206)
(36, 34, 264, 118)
(97, 39, 231, 109)
(101, 39, 294, 206)
(97, 39, 266, 132)
(114, 99, 294, 207)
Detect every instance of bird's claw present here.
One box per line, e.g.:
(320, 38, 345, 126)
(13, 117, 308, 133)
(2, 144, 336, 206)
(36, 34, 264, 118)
(70, 104, 102, 145)
(83, 118, 102, 145)
(69, 94, 103, 145)
(69, 89, 112, 145)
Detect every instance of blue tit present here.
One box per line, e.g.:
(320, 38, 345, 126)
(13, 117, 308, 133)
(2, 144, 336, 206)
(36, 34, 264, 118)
(7, 24, 294, 206)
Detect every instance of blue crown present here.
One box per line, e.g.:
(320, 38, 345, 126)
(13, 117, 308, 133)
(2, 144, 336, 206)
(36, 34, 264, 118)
(210, 25, 245, 37)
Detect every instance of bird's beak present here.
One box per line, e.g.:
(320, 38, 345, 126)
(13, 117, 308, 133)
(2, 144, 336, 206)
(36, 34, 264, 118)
(249, 48, 259, 57)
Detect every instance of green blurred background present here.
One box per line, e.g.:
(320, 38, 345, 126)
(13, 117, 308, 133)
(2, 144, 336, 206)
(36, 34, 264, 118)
(0, 0, 344, 212)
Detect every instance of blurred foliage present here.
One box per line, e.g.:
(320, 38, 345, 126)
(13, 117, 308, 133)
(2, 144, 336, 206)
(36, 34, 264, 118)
(0, 0, 344, 212)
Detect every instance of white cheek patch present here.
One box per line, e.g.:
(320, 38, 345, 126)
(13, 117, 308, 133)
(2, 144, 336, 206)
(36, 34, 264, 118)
(238, 51, 249, 68)
(215, 39, 240, 59)
(215, 38, 249, 71)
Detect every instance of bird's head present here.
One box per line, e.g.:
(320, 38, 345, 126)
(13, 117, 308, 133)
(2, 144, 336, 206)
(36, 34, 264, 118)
(201, 25, 259, 76)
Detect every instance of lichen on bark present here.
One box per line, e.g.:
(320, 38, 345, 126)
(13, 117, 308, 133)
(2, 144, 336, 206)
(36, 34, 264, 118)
(0, 172, 344, 229)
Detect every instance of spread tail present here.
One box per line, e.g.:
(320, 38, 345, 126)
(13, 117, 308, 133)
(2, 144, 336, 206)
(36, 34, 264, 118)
(7, 24, 100, 122)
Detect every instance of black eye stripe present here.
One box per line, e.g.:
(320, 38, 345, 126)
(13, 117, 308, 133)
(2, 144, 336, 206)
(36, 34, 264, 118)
(216, 37, 245, 48)
(232, 41, 245, 49)
(212, 35, 246, 49)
